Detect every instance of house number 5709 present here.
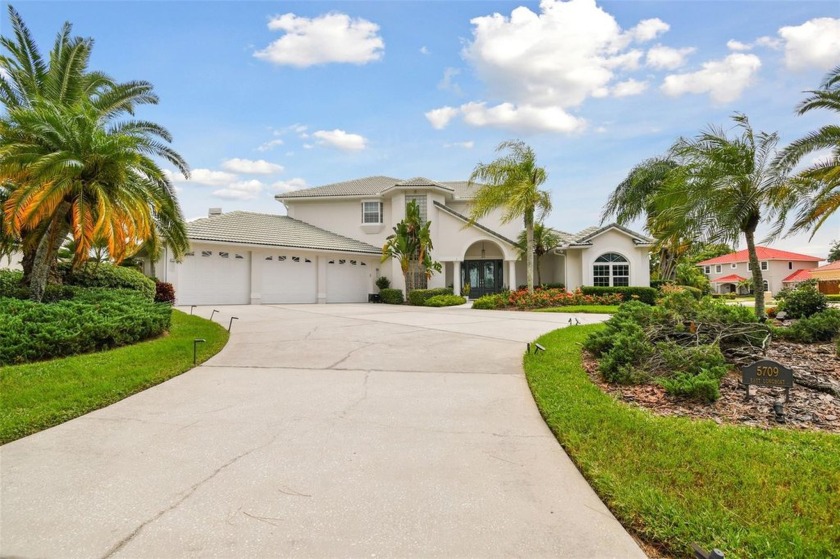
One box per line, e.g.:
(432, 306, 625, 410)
(756, 366, 779, 377)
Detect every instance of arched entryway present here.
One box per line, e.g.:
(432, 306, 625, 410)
(462, 241, 506, 298)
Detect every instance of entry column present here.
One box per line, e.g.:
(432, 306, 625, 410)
(453, 261, 461, 296)
(507, 260, 517, 290)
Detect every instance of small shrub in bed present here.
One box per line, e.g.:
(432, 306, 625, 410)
(154, 281, 176, 304)
(424, 294, 466, 307)
(408, 288, 453, 306)
(773, 309, 840, 343)
(581, 286, 657, 305)
(375, 276, 390, 290)
(379, 288, 404, 304)
(777, 282, 827, 318)
(62, 263, 155, 300)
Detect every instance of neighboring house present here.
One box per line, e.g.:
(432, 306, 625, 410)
(155, 176, 652, 305)
(811, 261, 840, 294)
(697, 247, 822, 295)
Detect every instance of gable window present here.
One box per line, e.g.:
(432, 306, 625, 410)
(704, 265, 711, 274)
(789, 262, 793, 270)
(760, 261, 768, 271)
(405, 194, 427, 223)
(593, 253, 629, 287)
(715, 265, 722, 273)
(362, 201, 383, 224)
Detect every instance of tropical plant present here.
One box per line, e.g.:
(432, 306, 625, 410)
(468, 140, 551, 293)
(828, 239, 840, 263)
(381, 200, 441, 295)
(515, 222, 560, 286)
(776, 66, 840, 236)
(0, 7, 189, 301)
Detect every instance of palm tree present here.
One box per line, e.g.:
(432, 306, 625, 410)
(0, 97, 189, 301)
(668, 113, 790, 318)
(468, 140, 551, 293)
(0, 6, 189, 298)
(776, 66, 840, 236)
(381, 200, 441, 295)
(515, 223, 560, 286)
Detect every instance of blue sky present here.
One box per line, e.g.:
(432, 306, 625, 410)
(8, 0, 840, 258)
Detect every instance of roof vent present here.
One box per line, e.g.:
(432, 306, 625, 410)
(208, 207, 222, 218)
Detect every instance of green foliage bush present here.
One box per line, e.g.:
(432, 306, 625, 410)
(0, 270, 74, 302)
(423, 294, 467, 307)
(375, 276, 390, 290)
(408, 287, 453, 306)
(826, 294, 840, 302)
(472, 288, 622, 310)
(62, 263, 155, 300)
(581, 286, 657, 305)
(774, 309, 840, 343)
(379, 288, 404, 304)
(471, 293, 507, 310)
(658, 369, 725, 403)
(596, 322, 652, 384)
(777, 281, 827, 318)
(0, 288, 171, 365)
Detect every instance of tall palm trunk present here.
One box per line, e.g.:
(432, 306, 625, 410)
(525, 209, 534, 293)
(29, 202, 71, 302)
(743, 216, 765, 319)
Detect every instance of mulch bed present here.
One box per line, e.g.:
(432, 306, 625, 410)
(583, 340, 840, 433)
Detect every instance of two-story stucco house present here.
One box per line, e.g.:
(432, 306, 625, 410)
(697, 246, 823, 295)
(153, 176, 652, 305)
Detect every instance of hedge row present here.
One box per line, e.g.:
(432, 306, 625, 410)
(379, 288, 404, 304)
(0, 289, 172, 366)
(408, 287, 453, 306)
(424, 294, 466, 307)
(580, 286, 658, 305)
(62, 263, 155, 300)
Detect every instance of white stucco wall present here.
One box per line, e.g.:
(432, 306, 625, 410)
(0, 251, 23, 271)
(577, 229, 650, 288)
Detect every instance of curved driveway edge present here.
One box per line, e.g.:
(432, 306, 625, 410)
(1, 304, 645, 558)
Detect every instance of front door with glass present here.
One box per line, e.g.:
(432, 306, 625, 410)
(462, 260, 503, 298)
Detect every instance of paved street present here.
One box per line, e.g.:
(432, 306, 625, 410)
(1, 304, 645, 558)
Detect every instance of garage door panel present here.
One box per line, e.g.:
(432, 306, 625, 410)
(262, 254, 317, 304)
(326, 258, 370, 303)
(176, 249, 250, 306)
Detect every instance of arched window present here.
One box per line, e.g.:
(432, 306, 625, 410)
(762, 280, 769, 292)
(593, 253, 629, 287)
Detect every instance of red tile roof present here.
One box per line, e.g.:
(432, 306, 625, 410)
(710, 274, 747, 283)
(782, 269, 812, 283)
(815, 260, 840, 272)
(697, 246, 822, 265)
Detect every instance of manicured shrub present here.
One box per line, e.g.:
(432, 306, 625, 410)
(62, 263, 155, 300)
(825, 294, 840, 302)
(379, 288, 404, 304)
(375, 276, 390, 290)
(581, 286, 657, 305)
(0, 288, 171, 365)
(155, 281, 176, 304)
(0, 270, 24, 295)
(777, 282, 828, 318)
(472, 287, 622, 310)
(0, 271, 75, 302)
(471, 293, 506, 310)
(773, 309, 840, 343)
(658, 369, 724, 403)
(408, 287, 453, 306)
(424, 294, 466, 307)
(596, 322, 652, 384)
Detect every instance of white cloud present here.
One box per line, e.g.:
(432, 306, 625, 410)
(460, 102, 586, 133)
(254, 12, 384, 67)
(661, 53, 761, 104)
(462, 0, 670, 109)
(212, 180, 264, 201)
(420, 46, 429, 55)
(438, 67, 462, 95)
(755, 36, 781, 49)
(646, 45, 695, 70)
(612, 78, 648, 97)
(167, 168, 238, 187)
(425, 106, 459, 130)
(778, 17, 840, 71)
(271, 178, 308, 192)
(221, 158, 284, 175)
(443, 141, 475, 149)
(727, 39, 751, 52)
(629, 18, 669, 42)
(257, 139, 285, 152)
(312, 129, 367, 151)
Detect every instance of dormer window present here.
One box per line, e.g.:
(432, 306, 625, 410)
(362, 201, 383, 224)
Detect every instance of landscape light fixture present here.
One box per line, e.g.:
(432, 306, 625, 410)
(527, 342, 546, 354)
(568, 317, 581, 326)
(190, 305, 196, 315)
(228, 317, 239, 332)
(193, 338, 206, 365)
(773, 401, 786, 423)
(210, 309, 219, 321)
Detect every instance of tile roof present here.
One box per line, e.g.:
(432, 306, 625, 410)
(697, 246, 822, 265)
(782, 269, 812, 283)
(710, 274, 747, 283)
(563, 223, 654, 246)
(275, 176, 479, 200)
(187, 211, 382, 255)
(814, 260, 840, 272)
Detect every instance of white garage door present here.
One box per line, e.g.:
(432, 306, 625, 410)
(326, 258, 371, 303)
(176, 248, 250, 305)
(261, 253, 318, 304)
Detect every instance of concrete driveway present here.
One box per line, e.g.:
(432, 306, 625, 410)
(1, 304, 645, 558)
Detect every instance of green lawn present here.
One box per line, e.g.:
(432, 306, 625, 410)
(532, 305, 619, 314)
(0, 310, 229, 444)
(525, 324, 840, 559)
